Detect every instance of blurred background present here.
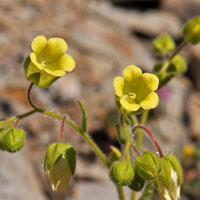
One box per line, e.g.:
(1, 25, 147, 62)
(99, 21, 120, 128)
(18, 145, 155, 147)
(0, 0, 200, 199)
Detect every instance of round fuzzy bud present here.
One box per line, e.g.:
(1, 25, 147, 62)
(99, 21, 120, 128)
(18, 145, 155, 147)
(1, 128, 25, 152)
(109, 159, 134, 186)
(44, 143, 76, 191)
(135, 151, 160, 180)
(0, 132, 6, 151)
(183, 16, 200, 45)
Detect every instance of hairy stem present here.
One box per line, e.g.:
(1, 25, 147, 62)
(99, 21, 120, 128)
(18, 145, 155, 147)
(60, 116, 66, 143)
(116, 185, 126, 200)
(133, 125, 163, 157)
(137, 110, 149, 149)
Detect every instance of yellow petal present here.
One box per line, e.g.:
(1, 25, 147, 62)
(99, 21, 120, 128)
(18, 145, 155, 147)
(31, 35, 47, 54)
(123, 65, 142, 82)
(120, 98, 140, 111)
(59, 54, 75, 72)
(140, 92, 159, 110)
(44, 68, 66, 77)
(30, 53, 44, 70)
(113, 76, 124, 97)
(142, 73, 159, 91)
(47, 37, 68, 56)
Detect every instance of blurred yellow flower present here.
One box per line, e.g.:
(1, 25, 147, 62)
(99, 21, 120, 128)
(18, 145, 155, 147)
(113, 65, 159, 112)
(182, 144, 194, 158)
(24, 35, 75, 87)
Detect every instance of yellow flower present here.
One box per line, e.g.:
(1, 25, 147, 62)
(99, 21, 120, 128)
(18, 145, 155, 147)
(24, 35, 75, 87)
(182, 144, 194, 158)
(113, 65, 159, 112)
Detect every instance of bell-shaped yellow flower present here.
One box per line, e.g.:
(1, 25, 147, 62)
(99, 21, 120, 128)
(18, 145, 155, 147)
(113, 65, 159, 112)
(24, 35, 75, 87)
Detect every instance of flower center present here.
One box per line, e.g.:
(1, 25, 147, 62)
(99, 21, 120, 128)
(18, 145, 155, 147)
(123, 92, 136, 104)
(41, 61, 46, 68)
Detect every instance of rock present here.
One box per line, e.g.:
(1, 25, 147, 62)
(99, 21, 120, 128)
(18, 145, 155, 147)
(162, 0, 200, 20)
(89, 1, 182, 37)
(188, 44, 200, 91)
(188, 91, 200, 140)
(0, 149, 45, 200)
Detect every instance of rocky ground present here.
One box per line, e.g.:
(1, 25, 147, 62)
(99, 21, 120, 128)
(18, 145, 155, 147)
(0, 0, 200, 199)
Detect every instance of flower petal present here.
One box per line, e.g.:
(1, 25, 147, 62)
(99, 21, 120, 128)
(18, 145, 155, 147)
(120, 98, 140, 111)
(31, 35, 47, 54)
(44, 68, 66, 77)
(140, 92, 159, 110)
(48, 155, 72, 191)
(142, 73, 159, 91)
(123, 65, 142, 82)
(58, 54, 75, 72)
(30, 53, 44, 70)
(47, 37, 68, 56)
(113, 76, 124, 97)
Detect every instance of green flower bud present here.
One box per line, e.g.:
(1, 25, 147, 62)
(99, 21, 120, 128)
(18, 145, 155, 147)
(128, 171, 145, 191)
(156, 154, 182, 200)
(153, 33, 175, 56)
(168, 55, 187, 75)
(135, 151, 160, 180)
(157, 167, 180, 200)
(110, 146, 122, 162)
(165, 154, 183, 185)
(109, 159, 134, 186)
(44, 143, 76, 191)
(0, 131, 6, 151)
(1, 128, 25, 152)
(183, 16, 200, 45)
(159, 157, 172, 189)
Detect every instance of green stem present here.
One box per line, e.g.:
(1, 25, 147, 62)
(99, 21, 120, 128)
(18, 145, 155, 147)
(137, 110, 149, 149)
(39, 110, 110, 167)
(123, 126, 131, 159)
(130, 114, 138, 126)
(116, 185, 126, 200)
(7, 108, 110, 167)
(159, 39, 188, 75)
(131, 191, 136, 200)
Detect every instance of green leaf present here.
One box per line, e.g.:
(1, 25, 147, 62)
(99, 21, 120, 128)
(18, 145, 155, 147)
(169, 55, 187, 74)
(129, 171, 145, 191)
(153, 62, 163, 73)
(153, 33, 175, 56)
(116, 123, 126, 144)
(44, 143, 68, 171)
(159, 157, 171, 189)
(158, 73, 175, 89)
(183, 16, 200, 45)
(65, 145, 76, 175)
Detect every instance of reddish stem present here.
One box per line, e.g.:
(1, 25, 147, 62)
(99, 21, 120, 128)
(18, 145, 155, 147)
(14, 119, 20, 128)
(132, 125, 164, 157)
(131, 144, 140, 156)
(60, 116, 66, 143)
